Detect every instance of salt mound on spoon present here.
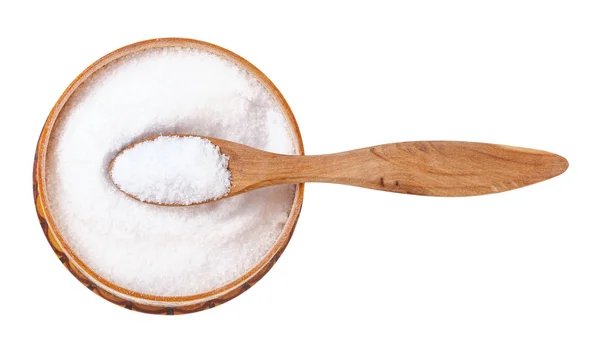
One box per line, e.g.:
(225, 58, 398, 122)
(110, 136, 232, 205)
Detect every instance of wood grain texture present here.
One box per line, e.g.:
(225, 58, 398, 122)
(120, 136, 567, 205)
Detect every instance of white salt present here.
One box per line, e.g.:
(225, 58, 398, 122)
(46, 47, 298, 296)
(111, 136, 232, 205)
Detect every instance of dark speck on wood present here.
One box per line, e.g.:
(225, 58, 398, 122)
(380, 177, 384, 186)
(415, 142, 429, 152)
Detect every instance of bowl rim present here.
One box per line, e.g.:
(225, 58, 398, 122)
(33, 37, 304, 314)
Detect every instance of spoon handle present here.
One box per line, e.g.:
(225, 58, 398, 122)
(220, 140, 568, 197)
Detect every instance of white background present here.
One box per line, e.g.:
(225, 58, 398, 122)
(1, 1, 599, 356)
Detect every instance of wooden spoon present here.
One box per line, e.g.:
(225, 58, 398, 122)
(110, 135, 568, 205)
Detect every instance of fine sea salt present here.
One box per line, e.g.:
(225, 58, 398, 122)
(111, 136, 232, 205)
(46, 47, 298, 296)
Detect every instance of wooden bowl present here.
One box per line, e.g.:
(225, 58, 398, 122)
(33, 38, 304, 314)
